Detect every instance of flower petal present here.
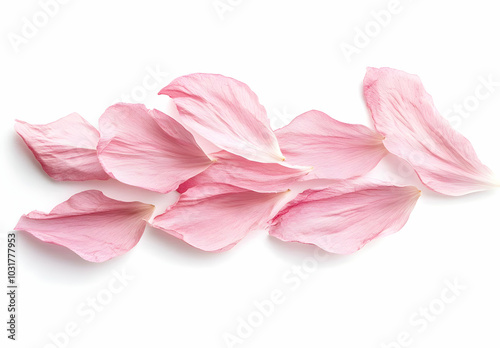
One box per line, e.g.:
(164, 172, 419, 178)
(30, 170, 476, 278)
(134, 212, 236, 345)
(364, 67, 498, 196)
(152, 184, 292, 252)
(269, 181, 421, 254)
(177, 150, 312, 193)
(159, 73, 284, 163)
(14, 190, 155, 262)
(275, 110, 388, 179)
(15, 114, 109, 181)
(97, 103, 214, 193)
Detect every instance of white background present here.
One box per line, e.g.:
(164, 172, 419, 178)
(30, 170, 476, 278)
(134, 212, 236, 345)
(1, 0, 500, 347)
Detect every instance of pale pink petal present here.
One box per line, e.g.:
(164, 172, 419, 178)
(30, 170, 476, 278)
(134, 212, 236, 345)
(97, 103, 214, 193)
(177, 151, 313, 193)
(14, 190, 155, 262)
(15, 114, 109, 181)
(152, 184, 292, 252)
(364, 67, 499, 196)
(269, 181, 421, 254)
(275, 110, 388, 179)
(159, 73, 284, 163)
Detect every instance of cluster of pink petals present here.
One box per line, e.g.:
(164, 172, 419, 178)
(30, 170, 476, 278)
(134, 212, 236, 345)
(14, 67, 498, 262)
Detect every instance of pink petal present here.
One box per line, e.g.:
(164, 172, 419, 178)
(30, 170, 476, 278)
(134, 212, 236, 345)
(14, 190, 155, 262)
(97, 103, 214, 193)
(152, 184, 292, 252)
(159, 73, 285, 163)
(15, 114, 109, 181)
(177, 150, 313, 193)
(364, 67, 499, 196)
(269, 181, 421, 254)
(275, 110, 388, 179)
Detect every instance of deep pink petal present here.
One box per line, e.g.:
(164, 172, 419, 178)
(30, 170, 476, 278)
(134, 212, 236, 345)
(275, 110, 388, 179)
(364, 67, 499, 196)
(97, 103, 214, 193)
(152, 184, 292, 252)
(159, 73, 284, 163)
(269, 181, 421, 254)
(177, 150, 312, 193)
(14, 190, 155, 262)
(15, 114, 109, 181)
